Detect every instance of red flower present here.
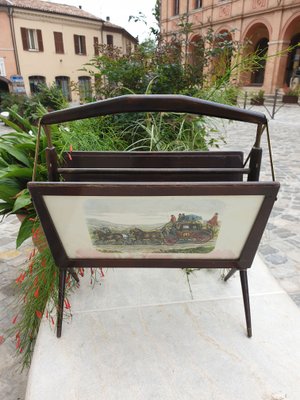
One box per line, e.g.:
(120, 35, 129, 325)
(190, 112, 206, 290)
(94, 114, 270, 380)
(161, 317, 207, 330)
(29, 261, 34, 274)
(100, 268, 105, 277)
(34, 288, 39, 298)
(34, 276, 38, 286)
(28, 249, 36, 260)
(41, 258, 46, 268)
(64, 298, 71, 310)
(46, 311, 49, 319)
(16, 272, 26, 284)
(0, 336, 5, 345)
(16, 336, 21, 349)
(79, 268, 84, 277)
(12, 315, 18, 324)
(19, 348, 23, 353)
(51, 317, 55, 326)
(35, 310, 42, 319)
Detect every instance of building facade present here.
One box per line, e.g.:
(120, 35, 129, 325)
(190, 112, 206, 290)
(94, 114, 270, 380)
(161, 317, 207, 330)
(160, 0, 300, 93)
(0, 1, 18, 94)
(0, 0, 137, 102)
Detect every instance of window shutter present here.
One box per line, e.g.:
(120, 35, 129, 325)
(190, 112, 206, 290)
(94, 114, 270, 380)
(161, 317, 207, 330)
(21, 27, 29, 50)
(54, 32, 64, 54)
(37, 30, 44, 52)
(74, 35, 79, 54)
(82, 36, 86, 55)
(94, 36, 99, 56)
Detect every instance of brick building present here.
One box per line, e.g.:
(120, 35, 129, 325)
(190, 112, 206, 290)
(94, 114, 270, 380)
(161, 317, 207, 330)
(160, 0, 300, 94)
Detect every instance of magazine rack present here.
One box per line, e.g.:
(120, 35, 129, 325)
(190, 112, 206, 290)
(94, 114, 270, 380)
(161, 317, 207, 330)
(28, 95, 279, 338)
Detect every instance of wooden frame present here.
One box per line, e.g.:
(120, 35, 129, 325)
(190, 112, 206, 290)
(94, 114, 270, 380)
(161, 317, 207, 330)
(29, 94, 278, 339)
(28, 181, 279, 338)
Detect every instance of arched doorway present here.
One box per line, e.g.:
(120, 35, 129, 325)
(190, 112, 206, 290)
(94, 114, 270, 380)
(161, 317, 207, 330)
(188, 35, 205, 86)
(212, 30, 233, 83)
(251, 38, 269, 84)
(0, 77, 11, 109)
(285, 33, 300, 87)
(243, 22, 270, 86)
(0, 77, 10, 94)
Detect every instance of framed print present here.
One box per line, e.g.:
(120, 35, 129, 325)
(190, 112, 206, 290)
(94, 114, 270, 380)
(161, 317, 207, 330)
(28, 182, 279, 270)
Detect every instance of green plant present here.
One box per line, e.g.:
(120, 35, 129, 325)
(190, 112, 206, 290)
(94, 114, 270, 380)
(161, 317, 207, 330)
(9, 246, 83, 368)
(283, 86, 299, 96)
(0, 84, 67, 125)
(0, 105, 74, 247)
(250, 89, 265, 101)
(0, 107, 47, 246)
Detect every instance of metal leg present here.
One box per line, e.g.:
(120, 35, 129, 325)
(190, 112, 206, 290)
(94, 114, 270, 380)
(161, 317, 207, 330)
(224, 268, 237, 282)
(239, 270, 252, 338)
(69, 268, 79, 283)
(57, 269, 66, 338)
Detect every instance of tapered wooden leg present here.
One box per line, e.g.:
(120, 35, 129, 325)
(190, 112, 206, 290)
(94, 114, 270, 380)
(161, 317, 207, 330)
(69, 268, 79, 283)
(57, 269, 66, 338)
(239, 270, 252, 338)
(224, 268, 237, 282)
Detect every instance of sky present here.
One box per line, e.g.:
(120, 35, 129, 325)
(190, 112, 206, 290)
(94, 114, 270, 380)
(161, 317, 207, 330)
(46, 0, 157, 41)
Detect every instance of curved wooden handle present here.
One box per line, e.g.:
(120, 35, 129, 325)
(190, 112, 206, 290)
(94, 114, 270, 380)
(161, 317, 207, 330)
(40, 94, 267, 125)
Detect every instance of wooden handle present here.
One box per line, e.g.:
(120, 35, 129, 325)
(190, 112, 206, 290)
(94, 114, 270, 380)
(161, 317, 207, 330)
(40, 94, 267, 125)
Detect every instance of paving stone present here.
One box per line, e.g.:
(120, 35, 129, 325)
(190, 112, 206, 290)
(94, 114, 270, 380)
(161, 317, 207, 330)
(273, 229, 296, 239)
(0, 249, 22, 261)
(281, 214, 299, 222)
(259, 244, 279, 256)
(290, 292, 300, 307)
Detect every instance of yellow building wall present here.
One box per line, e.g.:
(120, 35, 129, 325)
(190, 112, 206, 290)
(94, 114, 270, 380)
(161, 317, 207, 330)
(13, 9, 102, 101)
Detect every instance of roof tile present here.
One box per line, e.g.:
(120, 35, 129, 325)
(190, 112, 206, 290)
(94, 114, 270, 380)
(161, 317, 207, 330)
(8, 0, 102, 21)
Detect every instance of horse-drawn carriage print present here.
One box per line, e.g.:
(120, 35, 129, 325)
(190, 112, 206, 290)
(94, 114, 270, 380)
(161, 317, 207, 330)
(86, 202, 221, 255)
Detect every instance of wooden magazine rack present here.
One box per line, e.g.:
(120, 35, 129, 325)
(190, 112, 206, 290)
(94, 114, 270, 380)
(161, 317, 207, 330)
(28, 95, 279, 338)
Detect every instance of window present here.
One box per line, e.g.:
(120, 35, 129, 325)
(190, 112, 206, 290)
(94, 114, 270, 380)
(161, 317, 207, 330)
(21, 28, 44, 52)
(126, 40, 132, 55)
(54, 32, 64, 54)
(93, 36, 99, 56)
(74, 35, 86, 55)
(0, 58, 6, 76)
(173, 0, 180, 15)
(107, 34, 114, 46)
(29, 76, 46, 93)
(78, 76, 92, 101)
(195, 0, 202, 8)
(55, 76, 71, 101)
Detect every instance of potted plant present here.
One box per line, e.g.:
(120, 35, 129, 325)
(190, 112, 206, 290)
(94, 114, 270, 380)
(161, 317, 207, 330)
(282, 87, 299, 104)
(250, 89, 265, 106)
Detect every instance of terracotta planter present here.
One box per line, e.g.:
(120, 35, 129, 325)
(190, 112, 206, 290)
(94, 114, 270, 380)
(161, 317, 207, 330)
(282, 95, 299, 104)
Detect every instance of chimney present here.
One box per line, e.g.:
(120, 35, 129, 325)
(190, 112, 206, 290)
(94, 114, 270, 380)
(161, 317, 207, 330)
(79, 5, 82, 9)
(106, 16, 110, 22)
